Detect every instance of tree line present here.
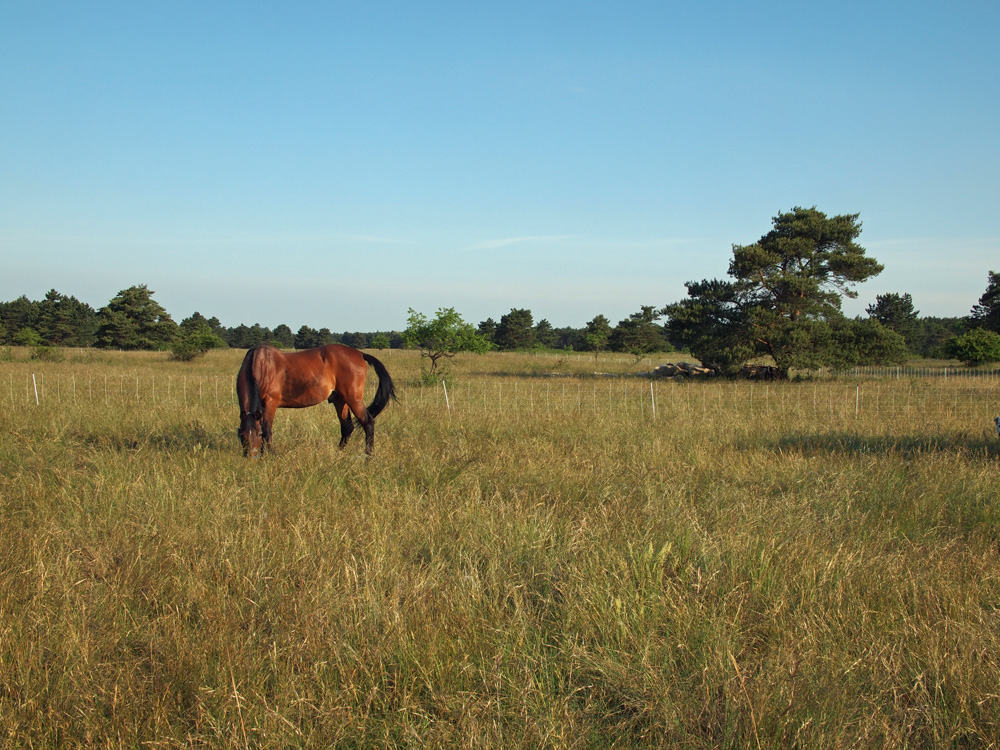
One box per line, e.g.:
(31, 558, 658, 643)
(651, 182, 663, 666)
(0, 286, 406, 360)
(3, 208, 999, 372)
(0, 286, 706, 357)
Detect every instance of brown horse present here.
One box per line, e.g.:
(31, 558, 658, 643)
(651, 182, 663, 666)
(236, 343, 397, 457)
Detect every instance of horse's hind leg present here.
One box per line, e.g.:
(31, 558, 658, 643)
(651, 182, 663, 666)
(352, 402, 375, 455)
(329, 392, 355, 449)
(359, 411, 375, 455)
(342, 393, 375, 455)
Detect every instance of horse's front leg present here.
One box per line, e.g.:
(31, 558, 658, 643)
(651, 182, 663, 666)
(261, 402, 278, 454)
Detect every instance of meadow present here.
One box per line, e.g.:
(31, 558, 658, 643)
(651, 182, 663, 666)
(1, 347, 999, 748)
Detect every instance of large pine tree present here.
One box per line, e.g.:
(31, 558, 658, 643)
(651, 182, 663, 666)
(665, 207, 896, 375)
(95, 285, 177, 350)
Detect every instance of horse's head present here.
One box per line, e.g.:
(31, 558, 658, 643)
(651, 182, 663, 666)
(238, 410, 264, 458)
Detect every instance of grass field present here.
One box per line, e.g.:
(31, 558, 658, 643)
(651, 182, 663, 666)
(2, 347, 999, 748)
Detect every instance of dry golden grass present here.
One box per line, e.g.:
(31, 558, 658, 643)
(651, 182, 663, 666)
(1, 347, 999, 747)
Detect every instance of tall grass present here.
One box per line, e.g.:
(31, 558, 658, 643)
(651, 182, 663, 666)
(1, 348, 999, 747)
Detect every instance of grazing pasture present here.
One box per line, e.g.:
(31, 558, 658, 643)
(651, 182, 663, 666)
(1, 348, 999, 748)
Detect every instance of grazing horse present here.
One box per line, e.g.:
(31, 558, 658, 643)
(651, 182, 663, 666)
(236, 343, 397, 457)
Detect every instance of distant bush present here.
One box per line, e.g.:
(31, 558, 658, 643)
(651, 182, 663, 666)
(30, 346, 64, 362)
(946, 327, 1000, 367)
(170, 325, 228, 362)
(13, 327, 43, 347)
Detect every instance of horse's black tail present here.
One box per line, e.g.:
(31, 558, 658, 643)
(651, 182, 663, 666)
(240, 346, 265, 418)
(361, 352, 398, 421)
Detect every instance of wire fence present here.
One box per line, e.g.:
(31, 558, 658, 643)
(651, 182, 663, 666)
(407, 377, 1000, 425)
(845, 365, 1000, 381)
(8, 372, 235, 408)
(6, 370, 1000, 430)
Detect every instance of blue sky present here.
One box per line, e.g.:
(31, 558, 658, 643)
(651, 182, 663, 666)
(2, 1, 997, 331)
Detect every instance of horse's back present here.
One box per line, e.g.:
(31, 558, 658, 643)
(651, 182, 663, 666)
(285, 344, 364, 377)
(277, 344, 366, 407)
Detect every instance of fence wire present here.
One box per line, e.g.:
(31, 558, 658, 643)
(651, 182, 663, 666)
(6, 370, 1000, 432)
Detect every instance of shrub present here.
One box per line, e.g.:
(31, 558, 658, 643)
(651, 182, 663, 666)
(946, 327, 1000, 366)
(170, 325, 227, 362)
(13, 327, 43, 347)
(30, 346, 64, 362)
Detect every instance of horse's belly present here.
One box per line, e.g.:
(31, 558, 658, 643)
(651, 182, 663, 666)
(279, 381, 334, 408)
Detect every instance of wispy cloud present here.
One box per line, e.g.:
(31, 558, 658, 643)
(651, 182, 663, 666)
(469, 235, 579, 251)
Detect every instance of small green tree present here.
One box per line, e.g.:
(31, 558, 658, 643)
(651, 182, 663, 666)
(947, 328, 1000, 367)
(180, 313, 229, 349)
(582, 314, 612, 358)
(170, 322, 227, 361)
(404, 307, 492, 377)
(13, 327, 43, 347)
